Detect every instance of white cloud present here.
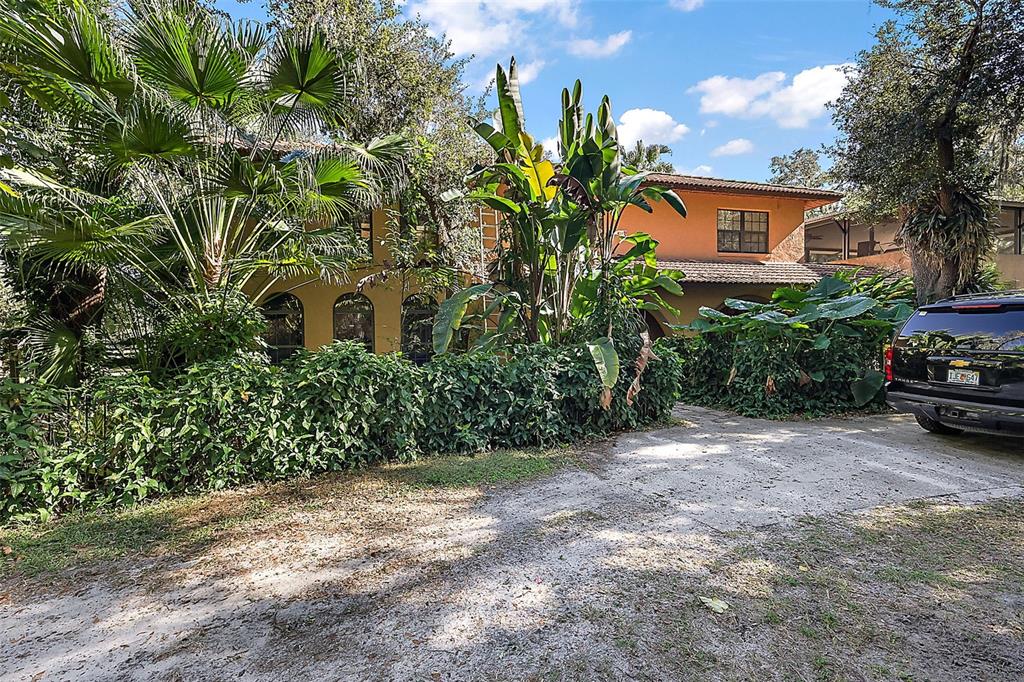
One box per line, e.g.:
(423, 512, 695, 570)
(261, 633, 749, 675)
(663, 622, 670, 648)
(711, 138, 753, 156)
(617, 108, 689, 148)
(677, 164, 714, 176)
(688, 64, 852, 128)
(689, 72, 786, 116)
(749, 64, 852, 128)
(409, 0, 579, 58)
(516, 59, 546, 85)
(669, 0, 704, 11)
(567, 30, 632, 58)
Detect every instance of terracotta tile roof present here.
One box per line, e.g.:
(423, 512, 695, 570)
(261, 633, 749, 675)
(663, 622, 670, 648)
(658, 259, 867, 285)
(646, 173, 843, 206)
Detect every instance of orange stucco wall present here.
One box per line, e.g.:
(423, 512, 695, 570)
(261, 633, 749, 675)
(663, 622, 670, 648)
(619, 191, 810, 261)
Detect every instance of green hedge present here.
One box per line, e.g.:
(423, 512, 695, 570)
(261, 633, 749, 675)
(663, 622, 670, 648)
(1, 340, 683, 522)
(662, 274, 912, 419)
(664, 331, 888, 419)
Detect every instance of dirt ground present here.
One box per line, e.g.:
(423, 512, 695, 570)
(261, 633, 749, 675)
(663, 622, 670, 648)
(2, 407, 1023, 681)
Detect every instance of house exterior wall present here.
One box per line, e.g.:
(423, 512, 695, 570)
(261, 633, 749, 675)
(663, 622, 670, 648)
(620, 191, 809, 261)
(250, 207, 418, 355)
(252, 188, 823, 355)
(806, 204, 1024, 287)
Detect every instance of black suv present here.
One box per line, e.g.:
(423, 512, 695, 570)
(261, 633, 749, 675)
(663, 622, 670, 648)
(886, 291, 1024, 436)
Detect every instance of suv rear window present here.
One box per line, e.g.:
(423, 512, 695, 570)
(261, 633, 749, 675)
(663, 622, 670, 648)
(899, 308, 1024, 352)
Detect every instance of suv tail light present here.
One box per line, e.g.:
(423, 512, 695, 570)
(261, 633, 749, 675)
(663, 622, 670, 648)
(884, 345, 894, 381)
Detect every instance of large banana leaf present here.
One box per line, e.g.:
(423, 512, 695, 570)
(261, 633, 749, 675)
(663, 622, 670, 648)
(587, 336, 620, 390)
(432, 283, 493, 354)
(494, 58, 524, 153)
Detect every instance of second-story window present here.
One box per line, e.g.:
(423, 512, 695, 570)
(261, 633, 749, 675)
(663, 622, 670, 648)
(357, 212, 373, 257)
(718, 209, 768, 254)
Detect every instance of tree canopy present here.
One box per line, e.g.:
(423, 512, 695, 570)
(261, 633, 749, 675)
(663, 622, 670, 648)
(270, 0, 490, 276)
(768, 148, 825, 188)
(623, 140, 675, 173)
(829, 0, 1024, 303)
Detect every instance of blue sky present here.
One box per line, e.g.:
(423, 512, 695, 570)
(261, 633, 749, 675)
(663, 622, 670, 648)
(219, 0, 892, 182)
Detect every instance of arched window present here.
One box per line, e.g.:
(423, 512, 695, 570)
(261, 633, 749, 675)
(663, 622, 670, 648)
(334, 293, 374, 352)
(261, 292, 304, 363)
(402, 294, 437, 365)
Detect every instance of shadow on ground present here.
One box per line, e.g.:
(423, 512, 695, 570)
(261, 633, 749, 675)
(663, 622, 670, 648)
(2, 408, 1023, 681)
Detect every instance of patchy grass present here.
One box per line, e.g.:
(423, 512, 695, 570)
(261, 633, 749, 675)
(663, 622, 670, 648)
(0, 446, 577, 578)
(629, 498, 1024, 681)
(381, 446, 578, 488)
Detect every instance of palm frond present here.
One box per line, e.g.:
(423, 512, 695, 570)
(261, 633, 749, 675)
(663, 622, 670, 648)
(258, 28, 354, 132)
(128, 3, 249, 111)
(0, 1, 133, 110)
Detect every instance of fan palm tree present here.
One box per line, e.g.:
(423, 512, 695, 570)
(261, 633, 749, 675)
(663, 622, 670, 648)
(623, 139, 675, 173)
(0, 0, 411, 382)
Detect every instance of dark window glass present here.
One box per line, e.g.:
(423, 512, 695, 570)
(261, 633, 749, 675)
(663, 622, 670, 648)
(261, 293, 304, 363)
(359, 213, 373, 255)
(402, 294, 437, 365)
(899, 308, 1024, 352)
(335, 212, 373, 256)
(333, 293, 374, 352)
(717, 209, 768, 253)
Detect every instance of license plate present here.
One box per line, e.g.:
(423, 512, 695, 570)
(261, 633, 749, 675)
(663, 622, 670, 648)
(947, 368, 980, 385)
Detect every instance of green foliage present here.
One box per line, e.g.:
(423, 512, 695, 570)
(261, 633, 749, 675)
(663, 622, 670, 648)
(769, 148, 826, 188)
(668, 274, 913, 419)
(155, 293, 267, 371)
(622, 140, 674, 173)
(0, 0, 411, 384)
(829, 0, 1024, 303)
(0, 340, 683, 523)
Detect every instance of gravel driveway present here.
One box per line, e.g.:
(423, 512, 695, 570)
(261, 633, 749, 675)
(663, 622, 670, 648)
(3, 407, 1023, 681)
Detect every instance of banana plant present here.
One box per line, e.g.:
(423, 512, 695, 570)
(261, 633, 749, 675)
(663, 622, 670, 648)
(434, 58, 687, 404)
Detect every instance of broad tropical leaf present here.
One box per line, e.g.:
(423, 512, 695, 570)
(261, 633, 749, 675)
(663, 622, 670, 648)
(587, 336, 620, 389)
(263, 28, 350, 126)
(432, 283, 493, 354)
(850, 370, 885, 407)
(129, 8, 249, 110)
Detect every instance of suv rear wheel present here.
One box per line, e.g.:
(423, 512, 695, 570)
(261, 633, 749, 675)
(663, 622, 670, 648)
(915, 413, 963, 436)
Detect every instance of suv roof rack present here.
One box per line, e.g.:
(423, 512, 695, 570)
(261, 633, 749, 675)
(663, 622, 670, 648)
(940, 289, 1024, 302)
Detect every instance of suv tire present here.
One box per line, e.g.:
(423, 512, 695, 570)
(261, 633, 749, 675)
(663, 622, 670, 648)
(915, 413, 963, 436)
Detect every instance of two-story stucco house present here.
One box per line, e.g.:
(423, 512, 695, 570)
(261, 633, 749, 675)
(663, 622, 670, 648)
(253, 173, 844, 360)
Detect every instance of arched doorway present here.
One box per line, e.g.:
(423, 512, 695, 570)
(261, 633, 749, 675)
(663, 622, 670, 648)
(644, 310, 667, 340)
(261, 292, 304, 363)
(401, 294, 437, 365)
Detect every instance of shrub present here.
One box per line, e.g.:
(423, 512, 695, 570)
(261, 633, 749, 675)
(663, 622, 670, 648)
(154, 293, 268, 372)
(1, 340, 683, 523)
(667, 273, 913, 419)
